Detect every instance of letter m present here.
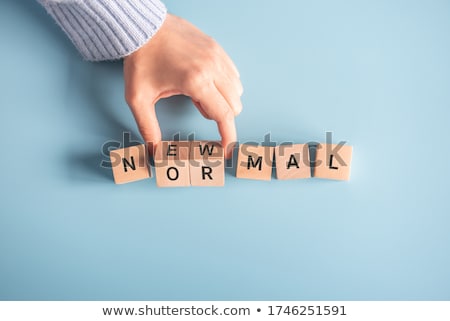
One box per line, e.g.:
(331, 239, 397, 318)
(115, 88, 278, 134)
(247, 155, 262, 171)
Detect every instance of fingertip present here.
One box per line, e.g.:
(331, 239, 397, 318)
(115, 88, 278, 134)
(141, 129, 162, 157)
(234, 98, 243, 116)
(128, 102, 162, 158)
(217, 118, 237, 159)
(238, 79, 244, 97)
(222, 140, 237, 159)
(145, 139, 160, 157)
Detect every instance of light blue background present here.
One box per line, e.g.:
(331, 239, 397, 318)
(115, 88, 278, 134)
(1, 0, 449, 300)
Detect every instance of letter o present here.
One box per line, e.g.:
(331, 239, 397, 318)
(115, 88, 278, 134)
(167, 167, 179, 181)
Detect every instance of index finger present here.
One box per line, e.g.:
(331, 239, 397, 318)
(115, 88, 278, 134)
(188, 82, 237, 158)
(217, 117, 237, 159)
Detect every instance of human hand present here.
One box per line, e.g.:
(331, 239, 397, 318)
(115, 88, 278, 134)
(123, 14, 243, 158)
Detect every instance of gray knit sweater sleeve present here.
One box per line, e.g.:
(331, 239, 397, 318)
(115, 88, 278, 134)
(38, 0, 167, 61)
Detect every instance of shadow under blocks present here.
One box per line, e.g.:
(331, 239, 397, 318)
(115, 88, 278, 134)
(109, 141, 353, 187)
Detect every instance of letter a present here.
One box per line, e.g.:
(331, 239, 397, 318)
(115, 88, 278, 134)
(287, 154, 300, 169)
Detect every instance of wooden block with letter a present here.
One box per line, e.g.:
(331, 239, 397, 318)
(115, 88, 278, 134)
(190, 141, 224, 187)
(110, 144, 151, 184)
(275, 144, 311, 180)
(154, 141, 191, 187)
(236, 144, 274, 181)
(314, 143, 353, 181)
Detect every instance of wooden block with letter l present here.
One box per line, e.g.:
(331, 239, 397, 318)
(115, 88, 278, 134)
(154, 141, 191, 187)
(190, 141, 224, 187)
(314, 143, 353, 181)
(110, 144, 151, 184)
(236, 144, 274, 181)
(275, 144, 311, 180)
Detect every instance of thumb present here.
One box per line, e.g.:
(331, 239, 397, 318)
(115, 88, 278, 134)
(128, 102, 162, 156)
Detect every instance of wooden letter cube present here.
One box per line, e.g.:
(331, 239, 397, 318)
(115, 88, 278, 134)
(154, 141, 191, 188)
(189, 141, 225, 187)
(275, 144, 311, 180)
(236, 144, 274, 181)
(314, 143, 353, 181)
(110, 144, 151, 184)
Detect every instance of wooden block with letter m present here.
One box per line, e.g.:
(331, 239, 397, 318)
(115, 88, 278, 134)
(236, 144, 274, 181)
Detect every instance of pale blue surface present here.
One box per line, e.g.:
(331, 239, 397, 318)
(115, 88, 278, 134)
(1, 0, 450, 300)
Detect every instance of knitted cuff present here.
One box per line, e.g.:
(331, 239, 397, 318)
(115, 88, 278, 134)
(39, 0, 167, 61)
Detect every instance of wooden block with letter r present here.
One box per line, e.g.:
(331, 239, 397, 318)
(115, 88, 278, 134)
(236, 144, 274, 181)
(189, 141, 224, 187)
(154, 141, 191, 188)
(110, 144, 151, 184)
(314, 143, 353, 181)
(275, 144, 311, 180)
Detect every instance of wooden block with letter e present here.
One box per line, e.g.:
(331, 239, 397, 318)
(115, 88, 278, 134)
(110, 144, 151, 184)
(189, 141, 224, 187)
(314, 143, 353, 181)
(154, 141, 191, 187)
(236, 144, 274, 181)
(275, 144, 311, 180)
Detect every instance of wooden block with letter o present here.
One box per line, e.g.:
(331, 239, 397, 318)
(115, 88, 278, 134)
(189, 141, 224, 187)
(110, 144, 151, 184)
(154, 141, 191, 188)
(236, 144, 274, 181)
(314, 143, 353, 181)
(275, 144, 311, 180)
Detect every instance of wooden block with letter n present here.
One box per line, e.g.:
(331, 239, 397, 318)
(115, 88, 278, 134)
(314, 143, 353, 181)
(154, 141, 191, 187)
(275, 144, 311, 180)
(190, 141, 224, 187)
(110, 144, 151, 184)
(236, 144, 274, 181)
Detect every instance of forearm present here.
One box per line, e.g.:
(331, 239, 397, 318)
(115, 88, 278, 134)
(38, 0, 167, 61)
